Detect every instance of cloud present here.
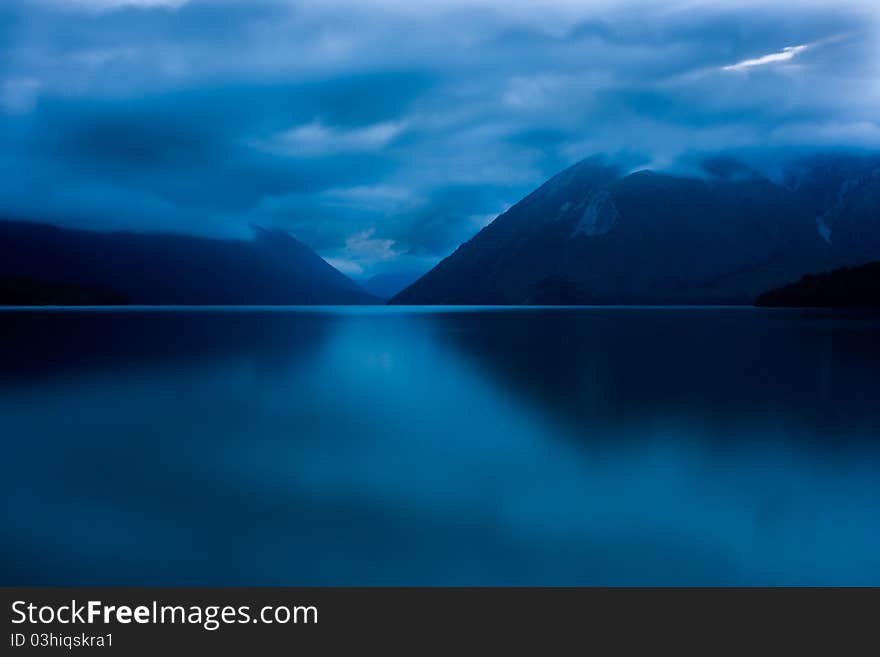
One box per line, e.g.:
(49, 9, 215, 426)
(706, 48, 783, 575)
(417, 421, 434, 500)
(324, 228, 400, 277)
(324, 257, 364, 277)
(68, 0, 189, 10)
(0, 0, 878, 277)
(255, 121, 407, 156)
(722, 44, 810, 71)
(770, 120, 880, 147)
(1, 78, 41, 114)
(344, 228, 399, 262)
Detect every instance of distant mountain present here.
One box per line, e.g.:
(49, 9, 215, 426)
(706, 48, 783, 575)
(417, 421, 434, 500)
(362, 271, 425, 300)
(0, 220, 377, 305)
(391, 154, 880, 305)
(756, 261, 880, 308)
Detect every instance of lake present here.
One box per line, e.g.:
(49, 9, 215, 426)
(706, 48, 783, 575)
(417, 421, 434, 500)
(1, 306, 879, 585)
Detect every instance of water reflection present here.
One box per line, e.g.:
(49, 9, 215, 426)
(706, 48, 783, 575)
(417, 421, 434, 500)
(1, 308, 879, 584)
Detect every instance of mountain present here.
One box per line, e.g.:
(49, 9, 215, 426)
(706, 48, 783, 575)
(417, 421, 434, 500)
(756, 261, 880, 308)
(362, 271, 425, 300)
(0, 220, 377, 305)
(391, 154, 880, 305)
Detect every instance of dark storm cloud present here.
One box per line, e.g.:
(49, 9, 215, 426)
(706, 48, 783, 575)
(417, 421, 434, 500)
(3, 72, 424, 225)
(1, 0, 878, 275)
(392, 184, 519, 256)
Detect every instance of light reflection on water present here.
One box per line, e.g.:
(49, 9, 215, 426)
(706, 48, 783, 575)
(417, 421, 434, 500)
(1, 307, 879, 585)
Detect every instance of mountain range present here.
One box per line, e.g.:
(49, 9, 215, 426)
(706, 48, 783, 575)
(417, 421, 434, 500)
(0, 220, 376, 305)
(3, 152, 878, 307)
(391, 153, 880, 305)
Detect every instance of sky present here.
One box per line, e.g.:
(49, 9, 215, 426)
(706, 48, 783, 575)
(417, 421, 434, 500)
(1, 0, 879, 279)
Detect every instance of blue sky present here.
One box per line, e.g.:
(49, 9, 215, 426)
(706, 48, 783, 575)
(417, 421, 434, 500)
(1, 0, 878, 278)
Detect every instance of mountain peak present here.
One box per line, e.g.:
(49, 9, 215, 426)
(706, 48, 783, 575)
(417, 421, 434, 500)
(391, 152, 880, 305)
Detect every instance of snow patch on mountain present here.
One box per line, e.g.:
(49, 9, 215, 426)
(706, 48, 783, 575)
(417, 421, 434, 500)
(572, 190, 619, 237)
(816, 216, 832, 244)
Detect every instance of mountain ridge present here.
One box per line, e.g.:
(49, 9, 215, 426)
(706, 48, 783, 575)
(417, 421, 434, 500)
(391, 153, 880, 305)
(0, 219, 378, 305)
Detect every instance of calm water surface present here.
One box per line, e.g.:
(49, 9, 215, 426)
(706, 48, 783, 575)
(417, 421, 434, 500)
(1, 307, 879, 585)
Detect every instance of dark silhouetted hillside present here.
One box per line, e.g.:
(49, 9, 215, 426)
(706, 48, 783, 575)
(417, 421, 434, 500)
(0, 220, 377, 305)
(0, 276, 128, 306)
(756, 261, 880, 308)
